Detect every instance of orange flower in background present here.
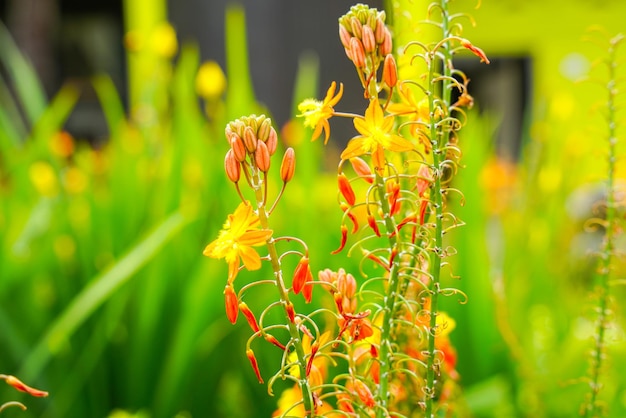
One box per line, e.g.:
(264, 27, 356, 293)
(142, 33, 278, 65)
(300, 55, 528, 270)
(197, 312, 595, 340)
(298, 81, 344, 144)
(341, 98, 414, 161)
(203, 202, 273, 282)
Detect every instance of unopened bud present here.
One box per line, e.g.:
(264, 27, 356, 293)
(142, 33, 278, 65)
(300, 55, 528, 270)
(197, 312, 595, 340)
(224, 285, 239, 324)
(246, 349, 264, 383)
(349, 157, 373, 183)
(382, 54, 398, 88)
(257, 117, 271, 141)
(339, 24, 352, 49)
(229, 133, 247, 162)
(374, 17, 386, 44)
(361, 24, 376, 54)
(380, 27, 392, 56)
(280, 147, 296, 183)
(292, 256, 311, 295)
(254, 140, 271, 172)
(349, 37, 366, 68)
(338, 172, 356, 205)
(350, 16, 363, 39)
(224, 149, 241, 182)
(243, 126, 257, 152)
(266, 127, 278, 155)
(239, 302, 260, 333)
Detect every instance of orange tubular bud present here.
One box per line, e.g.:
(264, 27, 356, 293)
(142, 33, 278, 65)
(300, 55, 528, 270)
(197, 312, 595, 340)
(419, 199, 429, 225)
(349, 37, 366, 68)
(367, 214, 381, 237)
(380, 27, 392, 56)
(370, 360, 380, 384)
(266, 127, 278, 155)
(285, 301, 296, 323)
(2, 375, 48, 397)
(339, 24, 352, 49)
(306, 341, 320, 377)
(460, 38, 490, 64)
(302, 281, 313, 303)
(254, 140, 271, 172)
(331, 224, 349, 254)
(349, 157, 373, 183)
(374, 17, 386, 44)
(338, 173, 356, 205)
(341, 202, 359, 234)
(229, 134, 247, 162)
(280, 147, 296, 183)
(292, 256, 311, 295)
(382, 54, 398, 88)
(353, 379, 375, 408)
(265, 333, 287, 350)
(224, 149, 241, 183)
(224, 285, 239, 324)
(239, 302, 260, 333)
(361, 24, 376, 53)
(243, 126, 257, 152)
(246, 349, 264, 383)
(333, 292, 344, 315)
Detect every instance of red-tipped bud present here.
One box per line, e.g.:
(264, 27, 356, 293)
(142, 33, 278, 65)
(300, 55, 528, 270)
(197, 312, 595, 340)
(264, 334, 286, 350)
(338, 173, 356, 205)
(460, 38, 490, 64)
(2, 375, 48, 397)
(361, 24, 376, 53)
(257, 117, 271, 141)
(280, 147, 296, 183)
(349, 37, 366, 68)
(306, 341, 320, 377)
(350, 16, 362, 38)
(285, 301, 296, 323)
(340, 202, 359, 234)
(266, 127, 278, 155)
(246, 349, 264, 383)
(239, 302, 260, 333)
(243, 126, 257, 152)
(255, 140, 271, 172)
(224, 285, 239, 324)
(349, 157, 373, 183)
(292, 256, 311, 295)
(382, 54, 398, 88)
(224, 149, 241, 183)
(367, 214, 381, 237)
(352, 379, 375, 408)
(331, 225, 349, 254)
(229, 133, 247, 162)
(380, 27, 392, 56)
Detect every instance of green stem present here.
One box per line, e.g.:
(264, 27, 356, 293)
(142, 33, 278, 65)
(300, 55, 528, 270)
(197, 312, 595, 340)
(424, 1, 453, 415)
(252, 172, 314, 417)
(584, 38, 619, 418)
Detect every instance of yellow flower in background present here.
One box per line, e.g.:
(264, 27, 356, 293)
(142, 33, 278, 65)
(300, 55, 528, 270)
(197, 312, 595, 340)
(151, 23, 178, 58)
(298, 81, 343, 144)
(387, 83, 436, 152)
(203, 202, 273, 282)
(196, 61, 227, 99)
(29, 161, 58, 196)
(341, 98, 414, 161)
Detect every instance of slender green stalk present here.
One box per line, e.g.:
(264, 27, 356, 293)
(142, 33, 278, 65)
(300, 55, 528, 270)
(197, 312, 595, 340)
(584, 35, 621, 418)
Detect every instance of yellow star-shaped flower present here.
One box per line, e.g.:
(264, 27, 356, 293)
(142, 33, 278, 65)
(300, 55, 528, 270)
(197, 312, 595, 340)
(297, 81, 343, 144)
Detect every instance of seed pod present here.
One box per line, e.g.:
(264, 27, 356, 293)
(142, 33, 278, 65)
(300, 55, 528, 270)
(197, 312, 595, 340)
(224, 149, 241, 182)
(255, 140, 271, 172)
(280, 147, 296, 183)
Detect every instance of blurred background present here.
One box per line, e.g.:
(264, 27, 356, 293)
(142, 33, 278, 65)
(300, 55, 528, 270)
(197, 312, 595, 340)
(1, 0, 626, 417)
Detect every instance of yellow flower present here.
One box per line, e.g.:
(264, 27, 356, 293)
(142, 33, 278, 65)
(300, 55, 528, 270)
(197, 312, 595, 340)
(297, 81, 343, 144)
(341, 98, 414, 161)
(196, 61, 227, 99)
(203, 202, 272, 282)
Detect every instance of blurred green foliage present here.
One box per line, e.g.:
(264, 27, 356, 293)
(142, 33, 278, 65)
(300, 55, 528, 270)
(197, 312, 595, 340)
(1, 1, 626, 417)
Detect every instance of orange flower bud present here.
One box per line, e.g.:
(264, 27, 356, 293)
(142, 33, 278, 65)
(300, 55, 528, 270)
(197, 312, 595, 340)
(254, 140, 271, 172)
(302, 281, 313, 303)
(372, 145, 386, 174)
(340, 202, 359, 234)
(353, 379, 375, 408)
(246, 349, 264, 383)
(331, 224, 349, 254)
(460, 38, 490, 64)
(361, 24, 376, 53)
(337, 270, 356, 299)
(285, 301, 296, 323)
(349, 157, 373, 183)
(257, 117, 271, 141)
(416, 164, 432, 197)
(380, 27, 392, 56)
(419, 198, 429, 225)
(224, 149, 241, 183)
(266, 126, 278, 155)
(387, 180, 401, 216)
(334, 292, 344, 315)
(306, 340, 320, 377)
(367, 214, 381, 237)
(239, 302, 260, 333)
(2, 375, 48, 397)
(339, 24, 351, 49)
(374, 17, 386, 44)
(318, 268, 335, 286)
(264, 333, 286, 350)
(350, 16, 362, 39)
(338, 173, 356, 205)
(370, 344, 379, 358)
(382, 54, 397, 88)
(292, 256, 311, 295)
(224, 284, 239, 324)
(349, 37, 366, 68)
(229, 133, 247, 162)
(280, 147, 296, 183)
(243, 126, 257, 152)
(370, 360, 380, 384)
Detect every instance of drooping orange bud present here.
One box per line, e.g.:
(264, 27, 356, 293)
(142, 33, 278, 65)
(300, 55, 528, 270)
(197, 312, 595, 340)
(266, 127, 278, 155)
(339, 24, 351, 49)
(352, 379, 375, 408)
(239, 302, 260, 333)
(246, 349, 264, 383)
(331, 224, 349, 254)
(361, 24, 376, 53)
(380, 27, 392, 56)
(292, 256, 311, 295)
(1, 375, 48, 397)
(285, 301, 296, 323)
(264, 333, 286, 350)
(419, 199, 429, 225)
(382, 54, 397, 88)
(460, 38, 490, 64)
(254, 140, 271, 172)
(338, 173, 356, 205)
(349, 157, 373, 183)
(243, 126, 257, 152)
(367, 214, 381, 237)
(224, 149, 241, 183)
(349, 37, 366, 68)
(224, 285, 239, 324)
(387, 180, 401, 216)
(280, 147, 296, 183)
(340, 202, 359, 233)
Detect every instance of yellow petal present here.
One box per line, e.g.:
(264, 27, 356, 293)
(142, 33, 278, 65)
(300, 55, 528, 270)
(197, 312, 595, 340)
(239, 246, 263, 271)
